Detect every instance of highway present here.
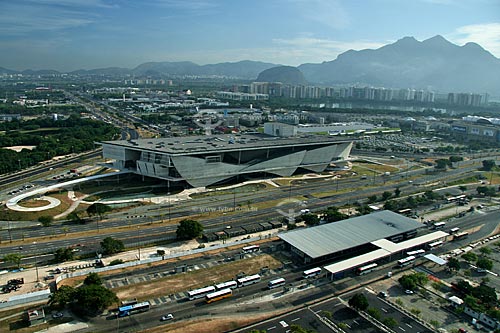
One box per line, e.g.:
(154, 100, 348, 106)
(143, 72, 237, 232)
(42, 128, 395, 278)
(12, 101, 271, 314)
(0, 154, 491, 260)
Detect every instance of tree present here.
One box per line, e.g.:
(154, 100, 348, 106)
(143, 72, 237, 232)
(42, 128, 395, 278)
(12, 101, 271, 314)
(176, 219, 204, 240)
(73, 284, 118, 315)
(38, 215, 53, 227)
(3, 253, 22, 268)
(49, 285, 75, 309)
(367, 195, 377, 203)
(399, 275, 418, 291)
(477, 186, 496, 197)
(323, 206, 347, 222)
(394, 187, 401, 197)
(435, 159, 450, 170)
(86, 203, 111, 220)
(54, 247, 74, 263)
(100, 237, 124, 255)
(157, 249, 165, 259)
(398, 273, 427, 291)
(479, 247, 492, 256)
(67, 211, 84, 224)
(458, 185, 467, 193)
(462, 252, 477, 263)
(476, 257, 493, 271)
(290, 325, 316, 333)
(447, 257, 461, 272)
(382, 317, 398, 328)
(382, 191, 392, 201)
(301, 213, 320, 226)
(482, 160, 496, 171)
(348, 293, 369, 311)
(449, 156, 463, 163)
(471, 284, 497, 305)
(83, 272, 102, 286)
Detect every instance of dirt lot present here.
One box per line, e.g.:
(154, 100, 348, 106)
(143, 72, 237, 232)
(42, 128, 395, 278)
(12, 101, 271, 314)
(114, 254, 282, 301)
(139, 313, 273, 333)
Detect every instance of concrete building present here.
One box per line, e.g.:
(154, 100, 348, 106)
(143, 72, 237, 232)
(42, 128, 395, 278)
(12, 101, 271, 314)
(101, 134, 353, 188)
(279, 210, 422, 264)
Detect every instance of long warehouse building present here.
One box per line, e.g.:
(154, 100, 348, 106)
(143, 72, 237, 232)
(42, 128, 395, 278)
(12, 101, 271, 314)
(101, 134, 353, 187)
(279, 210, 423, 264)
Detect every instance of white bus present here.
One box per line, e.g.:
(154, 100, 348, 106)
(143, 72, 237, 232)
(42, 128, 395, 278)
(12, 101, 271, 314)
(397, 255, 416, 268)
(453, 232, 469, 241)
(356, 263, 378, 275)
(268, 278, 286, 289)
(303, 267, 322, 279)
(237, 274, 261, 287)
(406, 249, 425, 257)
(188, 286, 216, 300)
(215, 280, 237, 290)
(428, 240, 444, 250)
(450, 227, 460, 234)
(433, 222, 446, 230)
(242, 245, 260, 253)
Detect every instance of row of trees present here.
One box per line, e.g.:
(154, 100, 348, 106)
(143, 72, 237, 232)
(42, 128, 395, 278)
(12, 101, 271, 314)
(49, 272, 118, 315)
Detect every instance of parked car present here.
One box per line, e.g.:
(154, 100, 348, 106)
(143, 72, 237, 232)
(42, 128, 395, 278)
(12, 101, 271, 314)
(52, 312, 63, 319)
(404, 289, 414, 294)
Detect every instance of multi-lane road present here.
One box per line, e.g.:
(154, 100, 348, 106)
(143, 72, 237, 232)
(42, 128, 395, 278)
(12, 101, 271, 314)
(0, 154, 491, 261)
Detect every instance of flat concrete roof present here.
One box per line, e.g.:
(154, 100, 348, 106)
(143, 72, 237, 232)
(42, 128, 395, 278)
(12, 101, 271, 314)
(323, 249, 390, 275)
(101, 134, 352, 155)
(324, 231, 450, 275)
(279, 210, 421, 259)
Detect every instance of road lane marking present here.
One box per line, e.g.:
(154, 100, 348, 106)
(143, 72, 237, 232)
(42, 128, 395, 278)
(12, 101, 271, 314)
(406, 323, 413, 328)
(381, 308, 388, 313)
(267, 326, 276, 330)
(291, 317, 300, 322)
(399, 327, 406, 331)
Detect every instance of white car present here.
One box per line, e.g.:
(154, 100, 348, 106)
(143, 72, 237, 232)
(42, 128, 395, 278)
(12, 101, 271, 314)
(404, 289, 414, 294)
(161, 313, 174, 321)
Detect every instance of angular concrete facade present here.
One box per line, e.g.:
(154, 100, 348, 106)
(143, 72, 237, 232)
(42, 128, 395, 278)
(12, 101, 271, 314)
(101, 134, 352, 187)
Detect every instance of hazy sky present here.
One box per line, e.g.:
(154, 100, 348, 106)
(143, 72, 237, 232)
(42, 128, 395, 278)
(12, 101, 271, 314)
(1, 0, 499, 71)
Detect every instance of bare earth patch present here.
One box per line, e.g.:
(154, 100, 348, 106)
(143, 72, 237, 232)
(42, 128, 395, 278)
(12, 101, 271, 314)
(114, 254, 282, 301)
(139, 313, 273, 333)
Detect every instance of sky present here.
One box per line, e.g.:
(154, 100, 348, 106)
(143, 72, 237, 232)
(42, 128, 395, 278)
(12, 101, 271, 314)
(0, 0, 499, 71)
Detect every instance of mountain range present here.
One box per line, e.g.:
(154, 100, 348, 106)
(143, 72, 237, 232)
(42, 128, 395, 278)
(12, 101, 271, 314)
(1, 35, 499, 94)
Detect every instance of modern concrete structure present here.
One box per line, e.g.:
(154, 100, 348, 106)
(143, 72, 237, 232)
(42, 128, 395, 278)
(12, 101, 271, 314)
(279, 210, 422, 264)
(101, 134, 353, 187)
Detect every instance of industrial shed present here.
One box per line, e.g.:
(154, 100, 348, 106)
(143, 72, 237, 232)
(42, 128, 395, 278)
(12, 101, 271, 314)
(279, 210, 422, 264)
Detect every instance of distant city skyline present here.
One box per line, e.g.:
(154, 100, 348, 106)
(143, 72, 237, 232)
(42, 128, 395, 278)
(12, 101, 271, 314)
(0, 0, 499, 71)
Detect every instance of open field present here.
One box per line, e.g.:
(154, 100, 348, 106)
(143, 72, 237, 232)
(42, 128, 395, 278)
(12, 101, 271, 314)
(113, 254, 282, 301)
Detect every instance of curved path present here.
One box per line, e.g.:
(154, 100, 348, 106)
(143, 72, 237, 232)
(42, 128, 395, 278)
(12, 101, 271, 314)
(6, 170, 131, 212)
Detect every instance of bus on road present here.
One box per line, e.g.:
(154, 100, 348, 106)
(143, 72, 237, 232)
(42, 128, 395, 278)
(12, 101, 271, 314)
(428, 240, 444, 250)
(215, 280, 237, 290)
(268, 278, 286, 289)
(453, 232, 469, 241)
(242, 245, 260, 253)
(397, 255, 416, 268)
(303, 267, 322, 279)
(237, 274, 261, 287)
(406, 250, 425, 257)
(356, 263, 378, 275)
(118, 301, 150, 317)
(188, 286, 216, 300)
(205, 288, 232, 304)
